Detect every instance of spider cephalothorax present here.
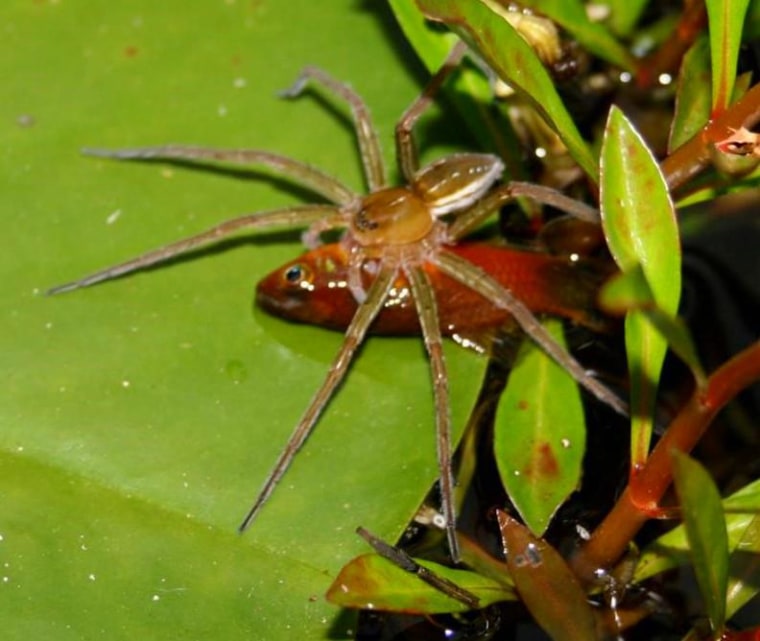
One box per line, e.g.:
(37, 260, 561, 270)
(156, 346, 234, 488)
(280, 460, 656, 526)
(50, 43, 625, 561)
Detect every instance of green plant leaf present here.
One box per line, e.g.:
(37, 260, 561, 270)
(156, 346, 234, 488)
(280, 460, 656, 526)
(389, 0, 455, 70)
(326, 553, 515, 614)
(389, 0, 513, 163)
(497, 511, 597, 641)
(671, 451, 730, 633)
(1, 1, 487, 638)
(600, 106, 681, 462)
(635, 477, 760, 584)
(724, 513, 760, 621)
(494, 319, 585, 536)
(705, 0, 751, 112)
(416, 0, 598, 178)
(670, 36, 712, 152)
(599, 265, 705, 385)
(605, 0, 650, 37)
(518, 0, 636, 71)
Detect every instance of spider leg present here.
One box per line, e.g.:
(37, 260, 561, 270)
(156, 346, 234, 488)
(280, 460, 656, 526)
(47, 205, 341, 295)
(82, 146, 358, 206)
(406, 264, 460, 563)
(238, 263, 397, 532)
(347, 248, 369, 303)
(433, 250, 629, 416)
(280, 67, 387, 192)
(509, 182, 601, 223)
(301, 213, 348, 250)
(396, 41, 468, 182)
(448, 182, 600, 241)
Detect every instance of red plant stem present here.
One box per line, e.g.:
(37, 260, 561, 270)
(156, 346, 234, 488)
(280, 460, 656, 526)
(635, 2, 706, 90)
(662, 83, 760, 191)
(570, 340, 760, 583)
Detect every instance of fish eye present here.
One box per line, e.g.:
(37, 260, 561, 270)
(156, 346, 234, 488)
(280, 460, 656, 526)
(283, 263, 312, 287)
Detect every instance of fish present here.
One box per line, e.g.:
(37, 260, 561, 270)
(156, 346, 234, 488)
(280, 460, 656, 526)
(256, 242, 614, 338)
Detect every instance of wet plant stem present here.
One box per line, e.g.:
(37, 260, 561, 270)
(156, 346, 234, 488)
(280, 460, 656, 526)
(662, 83, 760, 191)
(635, 1, 706, 90)
(570, 340, 760, 583)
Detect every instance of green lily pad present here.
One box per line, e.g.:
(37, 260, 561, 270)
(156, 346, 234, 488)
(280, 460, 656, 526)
(1, 1, 486, 638)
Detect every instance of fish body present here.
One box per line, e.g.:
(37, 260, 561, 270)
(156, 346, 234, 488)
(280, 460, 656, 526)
(256, 242, 612, 335)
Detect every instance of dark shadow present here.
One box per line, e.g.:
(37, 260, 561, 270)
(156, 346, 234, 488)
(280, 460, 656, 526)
(99, 156, 338, 205)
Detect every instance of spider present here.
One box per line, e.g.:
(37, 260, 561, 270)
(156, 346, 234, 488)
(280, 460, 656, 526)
(50, 43, 626, 561)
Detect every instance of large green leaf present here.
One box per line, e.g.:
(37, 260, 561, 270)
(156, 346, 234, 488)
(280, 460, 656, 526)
(1, 2, 486, 638)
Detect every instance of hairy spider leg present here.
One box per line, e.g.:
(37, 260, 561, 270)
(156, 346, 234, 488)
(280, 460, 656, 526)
(439, 180, 627, 414)
(405, 264, 459, 560)
(433, 250, 628, 416)
(47, 205, 342, 295)
(81, 146, 358, 205)
(280, 66, 387, 191)
(238, 265, 397, 531)
(395, 42, 467, 181)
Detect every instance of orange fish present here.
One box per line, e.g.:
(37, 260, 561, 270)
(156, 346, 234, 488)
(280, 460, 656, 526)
(256, 242, 613, 337)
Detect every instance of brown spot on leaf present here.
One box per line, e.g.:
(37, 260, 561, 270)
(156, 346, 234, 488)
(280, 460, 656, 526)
(537, 442, 559, 476)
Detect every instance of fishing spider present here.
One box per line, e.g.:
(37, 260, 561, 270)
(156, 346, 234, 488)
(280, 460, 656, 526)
(50, 44, 625, 561)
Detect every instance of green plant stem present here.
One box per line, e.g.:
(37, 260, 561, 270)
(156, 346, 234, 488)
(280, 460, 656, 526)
(570, 340, 760, 583)
(662, 82, 760, 190)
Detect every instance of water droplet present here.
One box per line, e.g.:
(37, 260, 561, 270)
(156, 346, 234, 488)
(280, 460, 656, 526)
(121, 380, 131, 389)
(432, 513, 447, 530)
(151, 594, 160, 602)
(224, 359, 248, 384)
(106, 209, 122, 225)
(88, 573, 96, 581)
(16, 114, 35, 128)
(560, 438, 571, 449)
